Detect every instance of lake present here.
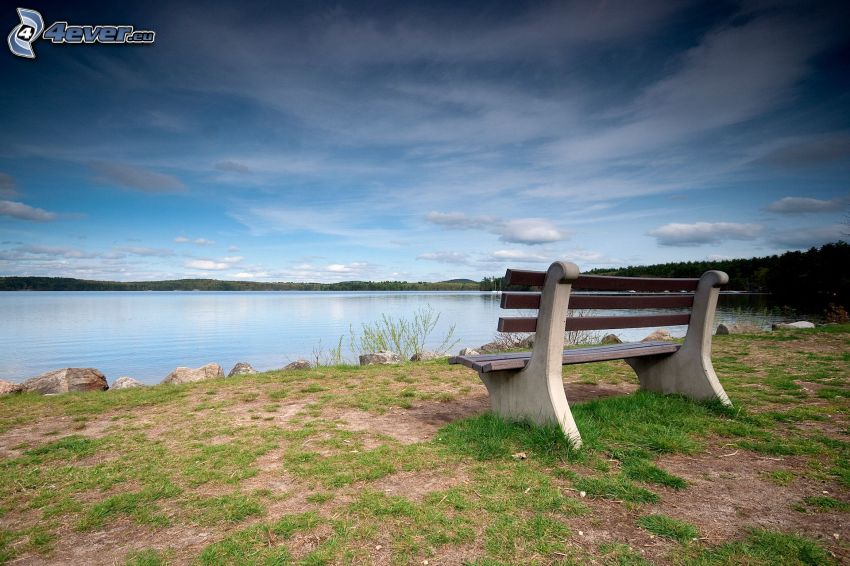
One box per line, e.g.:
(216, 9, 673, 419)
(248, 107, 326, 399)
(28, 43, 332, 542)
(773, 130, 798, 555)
(0, 291, 790, 384)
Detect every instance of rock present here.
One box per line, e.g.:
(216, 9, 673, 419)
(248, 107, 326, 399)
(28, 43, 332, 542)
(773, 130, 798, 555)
(112, 376, 144, 389)
(410, 351, 439, 362)
(282, 360, 312, 370)
(716, 323, 762, 335)
(228, 362, 257, 376)
(0, 379, 23, 395)
(772, 321, 815, 330)
(479, 336, 534, 353)
(600, 333, 622, 345)
(458, 347, 480, 356)
(359, 351, 402, 366)
(641, 329, 672, 342)
(162, 363, 224, 385)
(22, 368, 108, 394)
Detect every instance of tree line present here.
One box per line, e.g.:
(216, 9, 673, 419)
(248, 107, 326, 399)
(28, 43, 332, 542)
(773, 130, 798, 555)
(0, 277, 481, 292)
(3, 242, 847, 311)
(481, 241, 849, 311)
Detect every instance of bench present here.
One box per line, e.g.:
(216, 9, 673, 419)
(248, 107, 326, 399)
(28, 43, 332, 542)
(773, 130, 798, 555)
(449, 261, 732, 447)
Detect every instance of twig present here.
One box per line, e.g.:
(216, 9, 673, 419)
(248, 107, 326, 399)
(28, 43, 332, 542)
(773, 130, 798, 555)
(720, 450, 739, 457)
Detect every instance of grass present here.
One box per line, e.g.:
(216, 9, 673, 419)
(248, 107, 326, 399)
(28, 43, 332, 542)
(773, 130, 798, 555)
(637, 514, 698, 543)
(0, 324, 848, 564)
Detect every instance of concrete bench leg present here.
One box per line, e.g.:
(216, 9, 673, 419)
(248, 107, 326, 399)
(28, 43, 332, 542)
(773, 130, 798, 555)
(475, 261, 584, 447)
(478, 367, 582, 447)
(626, 270, 732, 406)
(625, 351, 731, 405)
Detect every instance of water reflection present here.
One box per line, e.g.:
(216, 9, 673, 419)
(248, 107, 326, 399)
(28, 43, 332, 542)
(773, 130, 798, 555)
(0, 291, 794, 384)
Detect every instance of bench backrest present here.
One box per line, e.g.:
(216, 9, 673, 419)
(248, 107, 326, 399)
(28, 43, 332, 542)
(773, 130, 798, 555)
(498, 265, 725, 337)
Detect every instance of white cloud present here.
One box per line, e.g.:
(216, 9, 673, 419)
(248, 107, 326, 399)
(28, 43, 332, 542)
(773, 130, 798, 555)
(0, 200, 57, 222)
(766, 196, 847, 214)
(233, 271, 269, 278)
(326, 262, 368, 273)
(185, 255, 243, 271)
(417, 251, 471, 264)
(498, 219, 565, 245)
(91, 162, 186, 193)
(489, 249, 549, 263)
(424, 211, 493, 229)
(648, 222, 763, 246)
(425, 212, 567, 245)
(115, 246, 175, 257)
(174, 236, 216, 246)
(185, 260, 229, 270)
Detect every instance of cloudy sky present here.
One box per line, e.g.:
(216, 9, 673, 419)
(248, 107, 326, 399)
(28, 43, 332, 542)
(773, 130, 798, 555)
(1, 0, 848, 282)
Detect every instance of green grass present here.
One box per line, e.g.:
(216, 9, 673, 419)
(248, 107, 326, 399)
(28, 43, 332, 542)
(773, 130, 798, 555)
(197, 512, 321, 565)
(794, 495, 850, 513)
(437, 412, 578, 464)
(0, 324, 848, 564)
(189, 492, 266, 525)
(637, 513, 698, 543)
(76, 479, 181, 531)
(681, 528, 836, 565)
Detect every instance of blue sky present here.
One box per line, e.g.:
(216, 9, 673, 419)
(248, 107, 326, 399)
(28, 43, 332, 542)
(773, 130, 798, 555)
(1, 0, 848, 282)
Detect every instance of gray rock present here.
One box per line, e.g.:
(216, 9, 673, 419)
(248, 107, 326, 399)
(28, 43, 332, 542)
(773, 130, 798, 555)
(458, 347, 480, 356)
(477, 341, 503, 353)
(641, 329, 672, 342)
(112, 376, 144, 389)
(410, 351, 439, 362)
(162, 363, 224, 385)
(0, 379, 23, 395)
(772, 321, 815, 330)
(228, 362, 257, 377)
(22, 368, 108, 395)
(359, 351, 402, 366)
(716, 323, 762, 335)
(600, 333, 622, 345)
(282, 360, 312, 370)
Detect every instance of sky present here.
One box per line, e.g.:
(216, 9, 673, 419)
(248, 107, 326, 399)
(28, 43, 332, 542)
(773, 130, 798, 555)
(1, 0, 849, 283)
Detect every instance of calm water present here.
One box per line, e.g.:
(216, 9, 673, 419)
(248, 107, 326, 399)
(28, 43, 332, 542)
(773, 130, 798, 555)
(0, 291, 789, 384)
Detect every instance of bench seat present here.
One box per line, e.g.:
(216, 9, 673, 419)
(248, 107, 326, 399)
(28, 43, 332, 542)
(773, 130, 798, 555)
(449, 341, 680, 373)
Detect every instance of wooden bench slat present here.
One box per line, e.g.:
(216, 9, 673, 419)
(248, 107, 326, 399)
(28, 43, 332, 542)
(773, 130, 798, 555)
(504, 269, 699, 291)
(575, 275, 699, 292)
(449, 341, 680, 372)
(452, 341, 665, 363)
(500, 293, 695, 310)
(497, 313, 692, 333)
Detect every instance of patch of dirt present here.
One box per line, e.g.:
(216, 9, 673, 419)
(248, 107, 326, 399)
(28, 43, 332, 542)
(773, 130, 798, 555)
(564, 382, 639, 403)
(26, 516, 218, 566)
(331, 384, 637, 445)
(0, 415, 116, 459)
(332, 395, 490, 444)
(566, 497, 679, 564)
(370, 468, 469, 502)
(652, 448, 849, 561)
(795, 380, 829, 395)
(225, 399, 311, 428)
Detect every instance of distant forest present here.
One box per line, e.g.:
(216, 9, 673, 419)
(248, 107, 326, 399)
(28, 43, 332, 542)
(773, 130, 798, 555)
(2, 242, 848, 310)
(0, 277, 481, 292)
(480, 241, 850, 311)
